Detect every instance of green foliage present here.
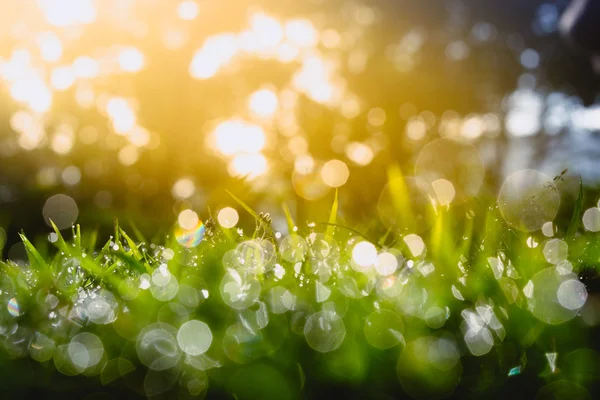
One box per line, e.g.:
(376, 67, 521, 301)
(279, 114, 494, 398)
(0, 184, 599, 399)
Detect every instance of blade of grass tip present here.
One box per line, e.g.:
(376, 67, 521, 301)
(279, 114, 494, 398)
(49, 219, 73, 256)
(94, 238, 112, 264)
(566, 176, 583, 242)
(114, 218, 120, 247)
(47, 221, 104, 278)
(0, 260, 20, 278)
(19, 233, 48, 271)
(378, 227, 393, 247)
(127, 219, 147, 244)
(142, 250, 157, 267)
(87, 229, 98, 252)
(325, 189, 338, 238)
(138, 231, 158, 265)
(75, 224, 82, 251)
(282, 202, 296, 234)
(226, 190, 260, 220)
(119, 227, 143, 260)
(226, 189, 267, 240)
(387, 165, 415, 232)
(102, 260, 121, 277)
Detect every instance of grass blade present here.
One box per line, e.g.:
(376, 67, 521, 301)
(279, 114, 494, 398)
(566, 177, 583, 241)
(73, 224, 82, 251)
(386, 164, 415, 232)
(282, 203, 296, 234)
(87, 229, 99, 251)
(19, 233, 47, 270)
(49, 219, 73, 256)
(95, 239, 112, 264)
(325, 189, 338, 238)
(226, 189, 273, 240)
(119, 227, 143, 260)
(0, 260, 19, 277)
(114, 218, 121, 246)
(47, 221, 108, 279)
(128, 219, 147, 243)
(430, 209, 444, 260)
(226, 190, 260, 220)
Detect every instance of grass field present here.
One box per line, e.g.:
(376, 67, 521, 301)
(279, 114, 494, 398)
(1, 1, 599, 399)
(1, 166, 599, 399)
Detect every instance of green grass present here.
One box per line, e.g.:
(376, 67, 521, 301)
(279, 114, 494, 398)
(1, 176, 600, 399)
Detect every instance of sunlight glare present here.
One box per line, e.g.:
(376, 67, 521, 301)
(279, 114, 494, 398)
(249, 89, 279, 118)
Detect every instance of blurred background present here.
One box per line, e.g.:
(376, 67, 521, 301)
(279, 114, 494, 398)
(4, 2, 600, 399)
(1, 0, 600, 256)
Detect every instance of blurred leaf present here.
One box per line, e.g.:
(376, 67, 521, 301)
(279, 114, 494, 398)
(228, 364, 293, 400)
(296, 363, 305, 390)
(430, 209, 444, 260)
(101, 358, 135, 386)
(127, 219, 147, 243)
(459, 212, 475, 256)
(386, 164, 415, 231)
(87, 229, 99, 251)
